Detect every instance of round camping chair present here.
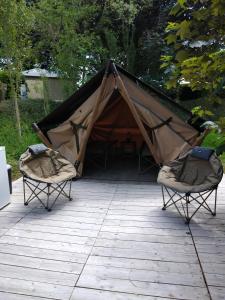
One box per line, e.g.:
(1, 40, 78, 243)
(157, 147, 223, 223)
(20, 144, 76, 211)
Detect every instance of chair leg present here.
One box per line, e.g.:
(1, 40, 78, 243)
(161, 185, 218, 224)
(23, 177, 74, 211)
(68, 179, 72, 201)
(185, 194, 190, 224)
(162, 186, 166, 210)
(23, 177, 28, 206)
(213, 187, 218, 216)
(47, 184, 51, 211)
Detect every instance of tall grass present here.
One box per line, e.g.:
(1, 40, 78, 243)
(0, 99, 58, 179)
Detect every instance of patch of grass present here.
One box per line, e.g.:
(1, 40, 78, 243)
(0, 99, 59, 180)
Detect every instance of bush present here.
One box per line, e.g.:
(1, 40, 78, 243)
(202, 130, 225, 170)
(202, 130, 225, 149)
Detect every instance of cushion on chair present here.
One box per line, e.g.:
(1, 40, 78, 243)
(20, 148, 76, 184)
(28, 144, 48, 156)
(190, 147, 214, 161)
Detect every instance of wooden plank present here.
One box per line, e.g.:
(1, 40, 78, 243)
(0, 252, 83, 274)
(194, 244, 225, 254)
(192, 236, 225, 245)
(105, 214, 183, 223)
(49, 204, 108, 213)
(97, 231, 192, 245)
(87, 255, 201, 274)
(31, 208, 106, 218)
(71, 287, 173, 300)
(14, 223, 99, 238)
(0, 211, 30, 218)
(205, 273, 225, 288)
(6, 228, 96, 245)
(196, 253, 225, 264)
(0, 217, 22, 228)
(202, 263, 225, 275)
(94, 238, 195, 254)
(80, 263, 205, 287)
(19, 217, 102, 231)
(103, 219, 187, 230)
(0, 277, 73, 300)
(24, 213, 103, 225)
(100, 225, 190, 236)
(92, 246, 198, 263)
(209, 286, 225, 300)
(0, 263, 78, 286)
(0, 236, 92, 255)
(77, 271, 209, 300)
(0, 243, 87, 263)
(0, 292, 50, 300)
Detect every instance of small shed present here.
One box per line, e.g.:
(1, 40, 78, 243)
(22, 69, 65, 101)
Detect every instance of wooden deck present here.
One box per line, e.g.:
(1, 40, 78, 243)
(0, 175, 224, 300)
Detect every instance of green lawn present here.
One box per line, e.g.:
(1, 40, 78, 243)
(0, 99, 224, 180)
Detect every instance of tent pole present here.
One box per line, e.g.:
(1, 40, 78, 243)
(112, 63, 160, 164)
(32, 123, 52, 148)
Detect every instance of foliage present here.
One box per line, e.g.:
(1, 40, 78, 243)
(33, 0, 105, 92)
(0, 0, 34, 136)
(202, 130, 225, 150)
(161, 0, 225, 130)
(0, 100, 59, 179)
(32, 0, 174, 89)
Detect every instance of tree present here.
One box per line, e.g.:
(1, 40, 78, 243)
(0, 0, 34, 137)
(97, 0, 174, 81)
(32, 0, 174, 90)
(161, 0, 225, 129)
(33, 0, 106, 94)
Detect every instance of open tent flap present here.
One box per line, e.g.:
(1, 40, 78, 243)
(118, 72, 198, 162)
(47, 74, 116, 167)
(120, 72, 198, 142)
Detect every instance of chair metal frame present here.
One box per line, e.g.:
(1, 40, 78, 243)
(23, 175, 73, 211)
(161, 185, 218, 224)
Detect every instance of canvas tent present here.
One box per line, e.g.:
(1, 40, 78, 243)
(33, 61, 200, 176)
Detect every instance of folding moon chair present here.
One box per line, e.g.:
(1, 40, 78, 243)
(157, 147, 223, 224)
(19, 144, 77, 211)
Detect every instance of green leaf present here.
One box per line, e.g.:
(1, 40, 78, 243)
(170, 4, 182, 16)
(178, 0, 186, 8)
(176, 20, 191, 39)
(166, 22, 180, 32)
(175, 50, 189, 62)
(165, 33, 177, 45)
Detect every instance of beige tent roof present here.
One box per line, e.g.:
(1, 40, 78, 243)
(33, 61, 200, 176)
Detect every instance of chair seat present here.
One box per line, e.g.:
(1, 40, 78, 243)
(158, 165, 218, 193)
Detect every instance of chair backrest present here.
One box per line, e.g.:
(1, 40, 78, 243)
(170, 148, 223, 187)
(20, 147, 76, 181)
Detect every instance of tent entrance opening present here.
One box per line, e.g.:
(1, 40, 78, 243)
(84, 92, 158, 180)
